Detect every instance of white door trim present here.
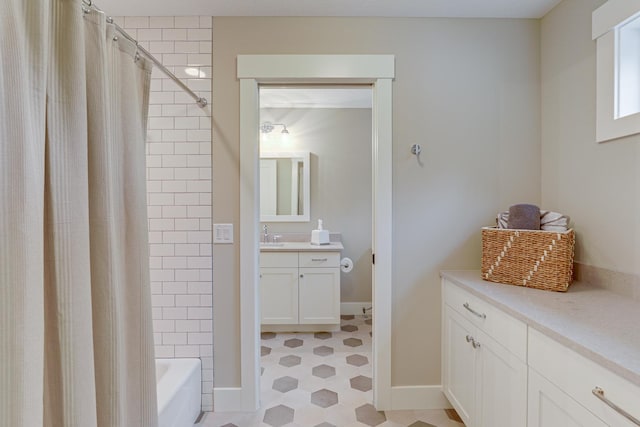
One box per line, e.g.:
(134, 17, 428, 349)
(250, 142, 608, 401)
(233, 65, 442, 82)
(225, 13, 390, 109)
(237, 54, 395, 411)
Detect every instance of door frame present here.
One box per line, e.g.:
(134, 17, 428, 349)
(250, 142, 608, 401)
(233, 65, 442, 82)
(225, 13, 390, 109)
(237, 54, 394, 411)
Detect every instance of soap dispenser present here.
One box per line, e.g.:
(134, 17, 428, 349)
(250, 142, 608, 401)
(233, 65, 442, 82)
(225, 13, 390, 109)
(311, 219, 330, 245)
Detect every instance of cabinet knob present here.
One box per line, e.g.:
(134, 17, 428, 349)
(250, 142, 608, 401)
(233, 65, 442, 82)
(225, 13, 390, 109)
(465, 335, 481, 348)
(300, 274, 304, 278)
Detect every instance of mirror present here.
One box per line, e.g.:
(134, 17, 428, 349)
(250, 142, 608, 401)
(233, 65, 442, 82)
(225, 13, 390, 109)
(260, 151, 310, 222)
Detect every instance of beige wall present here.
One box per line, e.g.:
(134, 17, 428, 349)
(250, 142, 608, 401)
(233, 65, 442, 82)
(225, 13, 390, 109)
(261, 107, 373, 303)
(541, 0, 640, 277)
(212, 17, 541, 387)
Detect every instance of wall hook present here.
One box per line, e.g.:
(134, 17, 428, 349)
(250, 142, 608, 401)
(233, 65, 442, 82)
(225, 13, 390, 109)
(411, 144, 422, 156)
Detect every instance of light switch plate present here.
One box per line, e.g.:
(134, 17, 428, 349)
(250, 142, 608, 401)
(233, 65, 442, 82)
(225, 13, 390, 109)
(213, 223, 233, 244)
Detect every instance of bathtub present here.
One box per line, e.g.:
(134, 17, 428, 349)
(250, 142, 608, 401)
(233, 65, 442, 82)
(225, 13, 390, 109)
(156, 358, 202, 427)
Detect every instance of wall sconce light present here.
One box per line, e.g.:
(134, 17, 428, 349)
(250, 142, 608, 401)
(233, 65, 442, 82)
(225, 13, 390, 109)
(260, 121, 290, 135)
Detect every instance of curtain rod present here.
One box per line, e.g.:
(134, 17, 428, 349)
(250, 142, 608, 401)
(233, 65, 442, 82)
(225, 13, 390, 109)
(81, 0, 208, 108)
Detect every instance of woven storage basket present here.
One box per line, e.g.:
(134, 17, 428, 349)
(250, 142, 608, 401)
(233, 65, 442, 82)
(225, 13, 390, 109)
(481, 227, 575, 292)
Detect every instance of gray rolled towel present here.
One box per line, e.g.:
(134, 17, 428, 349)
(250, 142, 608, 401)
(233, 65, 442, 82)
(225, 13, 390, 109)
(507, 204, 541, 230)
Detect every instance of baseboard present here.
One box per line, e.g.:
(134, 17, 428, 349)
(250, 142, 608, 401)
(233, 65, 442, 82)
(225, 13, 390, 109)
(262, 324, 340, 333)
(390, 385, 452, 410)
(213, 387, 244, 412)
(341, 302, 372, 315)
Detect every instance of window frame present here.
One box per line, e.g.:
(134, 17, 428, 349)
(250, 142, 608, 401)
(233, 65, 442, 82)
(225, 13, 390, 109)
(593, 0, 640, 142)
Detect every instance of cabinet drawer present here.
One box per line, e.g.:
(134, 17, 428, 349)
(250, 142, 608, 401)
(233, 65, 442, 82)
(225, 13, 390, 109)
(299, 252, 340, 268)
(529, 328, 640, 426)
(260, 252, 298, 268)
(443, 279, 527, 361)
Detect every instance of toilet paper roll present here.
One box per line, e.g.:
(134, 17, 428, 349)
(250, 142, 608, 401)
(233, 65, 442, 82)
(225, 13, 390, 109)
(340, 257, 354, 273)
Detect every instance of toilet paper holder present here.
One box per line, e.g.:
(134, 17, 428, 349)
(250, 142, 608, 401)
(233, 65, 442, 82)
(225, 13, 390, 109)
(340, 257, 353, 273)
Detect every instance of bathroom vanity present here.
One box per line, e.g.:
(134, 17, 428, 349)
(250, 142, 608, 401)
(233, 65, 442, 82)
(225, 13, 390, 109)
(441, 271, 640, 427)
(260, 242, 343, 332)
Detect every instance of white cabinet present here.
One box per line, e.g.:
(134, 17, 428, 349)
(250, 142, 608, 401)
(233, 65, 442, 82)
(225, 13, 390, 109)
(442, 278, 528, 427)
(528, 328, 640, 427)
(528, 368, 608, 427)
(260, 267, 298, 324)
(298, 267, 340, 324)
(442, 305, 477, 426)
(442, 276, 640, 427)
(475, 328, 527, 427)
(261, 250, 340, 330)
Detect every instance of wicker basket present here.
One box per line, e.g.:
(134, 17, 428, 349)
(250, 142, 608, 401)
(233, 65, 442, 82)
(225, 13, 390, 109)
(481, 227, 575, 292)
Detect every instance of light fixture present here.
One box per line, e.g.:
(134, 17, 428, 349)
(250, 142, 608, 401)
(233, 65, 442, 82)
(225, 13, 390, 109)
(260, 121, 289, 135)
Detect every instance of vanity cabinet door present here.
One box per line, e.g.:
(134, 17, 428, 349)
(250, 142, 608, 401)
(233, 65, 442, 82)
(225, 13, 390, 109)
(298, 267, 340, 324)
(528, 368, 609, 427)
(260, 267, 299, 324)
(475, 329, 527, 427)
(442, 304, 477, 427)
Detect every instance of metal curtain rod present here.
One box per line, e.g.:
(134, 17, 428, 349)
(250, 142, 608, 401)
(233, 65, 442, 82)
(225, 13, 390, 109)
(81, 0, 208, 108)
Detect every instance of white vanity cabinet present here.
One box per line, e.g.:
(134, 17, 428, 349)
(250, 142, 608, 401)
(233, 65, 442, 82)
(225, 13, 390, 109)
(260, 250, 340, 330)
(528, 368, 608, 427)
(442, 272, 640, 427)
(260, 252, 299, 325)
(442, 278, 528, 427)
(528, 328, 640, 427)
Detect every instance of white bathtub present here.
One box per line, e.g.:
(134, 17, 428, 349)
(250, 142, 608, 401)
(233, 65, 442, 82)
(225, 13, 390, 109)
(156, 358, 202, 427)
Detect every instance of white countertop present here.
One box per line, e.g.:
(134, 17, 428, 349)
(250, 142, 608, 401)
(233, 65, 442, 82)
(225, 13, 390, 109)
(441, 270, 640, 388)
(260, 242, 344, 252)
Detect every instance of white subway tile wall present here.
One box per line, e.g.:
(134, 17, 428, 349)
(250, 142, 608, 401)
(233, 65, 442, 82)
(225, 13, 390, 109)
(115, 16, 213, 411)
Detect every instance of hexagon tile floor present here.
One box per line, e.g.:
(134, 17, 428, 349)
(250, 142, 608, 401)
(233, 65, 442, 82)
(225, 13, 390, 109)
(199, 315, 465, 427)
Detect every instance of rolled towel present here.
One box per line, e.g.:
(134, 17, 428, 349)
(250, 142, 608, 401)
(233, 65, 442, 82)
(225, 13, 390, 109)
(507, 204, 540, 230)
(497, 211, 509, 229)
(540, 210, 570, 231)
(497, 209, 570, 231)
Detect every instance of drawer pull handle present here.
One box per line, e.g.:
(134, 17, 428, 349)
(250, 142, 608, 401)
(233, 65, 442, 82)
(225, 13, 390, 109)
(311, 258, 328, 262)
(463, 302, 487, 319)
(592, 387, 640, 426)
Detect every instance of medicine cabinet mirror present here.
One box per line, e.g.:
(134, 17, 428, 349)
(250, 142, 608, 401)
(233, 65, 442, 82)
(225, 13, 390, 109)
(260, 151, 310, 222)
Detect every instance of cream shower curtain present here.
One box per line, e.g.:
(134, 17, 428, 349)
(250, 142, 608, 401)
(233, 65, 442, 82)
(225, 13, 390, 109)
(1, 1, 158, 426)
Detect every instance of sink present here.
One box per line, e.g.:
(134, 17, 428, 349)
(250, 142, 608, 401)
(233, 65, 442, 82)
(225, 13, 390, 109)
(260, 242, 285, 247)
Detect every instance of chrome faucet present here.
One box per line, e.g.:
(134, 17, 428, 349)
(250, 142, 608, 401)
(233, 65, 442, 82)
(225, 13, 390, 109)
(263, 224, 269, 243)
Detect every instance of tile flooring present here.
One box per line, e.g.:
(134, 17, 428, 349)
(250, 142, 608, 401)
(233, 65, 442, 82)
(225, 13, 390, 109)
(199, 315, 465, 427)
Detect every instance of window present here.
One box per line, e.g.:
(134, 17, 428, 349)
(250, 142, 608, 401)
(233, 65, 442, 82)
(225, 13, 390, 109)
(593, 0, 640, 142)
(616, 13, 640, 119)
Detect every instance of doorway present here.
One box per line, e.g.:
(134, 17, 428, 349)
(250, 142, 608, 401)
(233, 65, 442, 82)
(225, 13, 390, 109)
(237, 54, 394, 411)
(257, 84, 374, 416)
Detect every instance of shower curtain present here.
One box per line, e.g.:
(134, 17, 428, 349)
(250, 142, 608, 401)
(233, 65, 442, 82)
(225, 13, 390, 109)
(1, 1, 158, 426)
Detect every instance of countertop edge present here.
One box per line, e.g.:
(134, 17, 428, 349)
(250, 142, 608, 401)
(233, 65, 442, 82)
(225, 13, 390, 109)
(440, 270, 640, 389)
(260, 242, 344, 252)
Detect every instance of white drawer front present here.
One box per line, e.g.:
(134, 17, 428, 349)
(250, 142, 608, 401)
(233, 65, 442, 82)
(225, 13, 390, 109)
(299, 252, 340, 268)
(260, 252, 298, 268)
(529, 328, 640, 426)
(444, 279, 527, 361)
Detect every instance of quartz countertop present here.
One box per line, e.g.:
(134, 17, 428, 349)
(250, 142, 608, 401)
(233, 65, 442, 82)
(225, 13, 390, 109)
(441, 270, 640, 388)
(260, 241, 344, 252)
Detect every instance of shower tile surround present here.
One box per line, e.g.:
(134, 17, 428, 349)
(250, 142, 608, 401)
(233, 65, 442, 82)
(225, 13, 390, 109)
(115, 16, 213, 411)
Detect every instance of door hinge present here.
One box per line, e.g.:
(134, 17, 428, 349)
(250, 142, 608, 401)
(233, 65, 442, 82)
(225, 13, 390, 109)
(372, 253, 375, 265)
